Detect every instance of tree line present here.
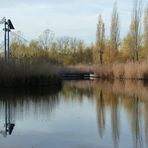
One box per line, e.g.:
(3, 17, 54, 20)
(7, 30, 93, 65)
(1, 0, 147, 66)
(95, 0, 148, 64)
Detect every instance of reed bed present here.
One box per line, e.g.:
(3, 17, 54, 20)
(61, 62, 148, 80)
(0, 61, 62, 87)
(95, 61, 148, 80)
(65, 62, 148, 80)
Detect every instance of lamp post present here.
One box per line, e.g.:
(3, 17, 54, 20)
(7, 25, 10, 63)
(0, 17, 14, 64)
(4, 19, 7, 64)
(0, 17, 6, 63)
(7, 19, 14, 63)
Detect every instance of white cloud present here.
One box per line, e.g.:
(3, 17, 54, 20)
(0, 0, 147, 43)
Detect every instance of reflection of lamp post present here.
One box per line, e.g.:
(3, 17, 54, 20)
(4, 100, 15, 136)
(0, 100, 15, 138)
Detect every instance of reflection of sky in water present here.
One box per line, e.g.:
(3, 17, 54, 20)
(0, 81, 147, 148)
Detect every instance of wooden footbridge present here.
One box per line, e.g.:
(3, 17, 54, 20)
(61, 72, 98, 80)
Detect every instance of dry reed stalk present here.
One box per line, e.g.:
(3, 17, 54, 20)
(0, 61, 62, 87)
(94, 61, 148, 80)
(113, 63, 124, 79)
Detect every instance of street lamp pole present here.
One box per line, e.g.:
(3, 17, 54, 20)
(0, 18, 15, 64)
(7, 25, 10, 63)
(4, 19, 7, 64)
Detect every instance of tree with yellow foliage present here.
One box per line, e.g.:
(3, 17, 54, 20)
(96, 15, 105, 64)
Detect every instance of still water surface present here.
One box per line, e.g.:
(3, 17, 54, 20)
(0, 80, 147, 148)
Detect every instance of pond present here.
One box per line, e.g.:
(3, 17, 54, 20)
(0, 80, 147, 148)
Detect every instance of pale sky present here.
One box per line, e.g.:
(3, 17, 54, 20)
(0, 0, 147, 43)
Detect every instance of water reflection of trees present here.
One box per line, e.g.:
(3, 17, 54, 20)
(0, 86, 61, 137)
(93, 80, 148, 148)
(94, 88, 120, 148)
(0, 80, 148, 147)
(111, 94, 120, 148)
(64, 80, 148, 148)
(62, 81, 94, 103)
(144, 101, 148, 146)
(96, 90, 105, 138)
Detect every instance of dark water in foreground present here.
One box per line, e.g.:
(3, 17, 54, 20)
(0, 80, 148, 148)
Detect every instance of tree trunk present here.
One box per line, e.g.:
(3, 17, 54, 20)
(100, 51, 103, 64)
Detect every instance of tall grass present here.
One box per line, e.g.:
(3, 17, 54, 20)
(2, 58, 148, 87)
(95, 61, 148, 80)
(0, 59, 62, 87)
(60, 62, 148, 80)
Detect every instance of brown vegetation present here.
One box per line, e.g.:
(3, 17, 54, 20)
(0, 0, 147, 83)
(94, 61, 148, 80)
(0, 58, 62, 87)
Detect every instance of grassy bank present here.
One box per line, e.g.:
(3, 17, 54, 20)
(63, 62, 148, 80)
(94, 61, 148, 80)
(0, 62, 62, 88)
(2, 60, 148, 87)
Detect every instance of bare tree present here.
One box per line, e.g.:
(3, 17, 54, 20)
(130, 0, 142, 61)
(11, 31, 27, 45)
(60, 37, 70, 54)
(110, 2, 120, 52)
(39, 29, 54, 50)
(96, 15, 105, 64)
